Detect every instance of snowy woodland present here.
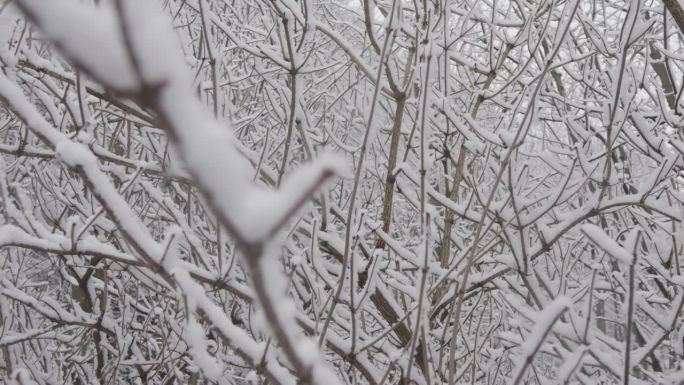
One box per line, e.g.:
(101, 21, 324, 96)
(0, 0, 684, 384)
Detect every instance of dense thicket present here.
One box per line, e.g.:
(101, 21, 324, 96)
(1, 0, 684, 384)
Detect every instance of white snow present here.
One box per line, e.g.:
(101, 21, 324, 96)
(580, 224, 634, 265)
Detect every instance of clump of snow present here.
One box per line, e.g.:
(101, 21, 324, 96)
(184, 315, 224, 381)
(291, 254, 305, 266)
(510, 297, 572, 383)
(580, 224, 633, 265)
(15, 0, 138, 90)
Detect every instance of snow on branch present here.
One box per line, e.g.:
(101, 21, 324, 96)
(10, 1, 346, 383)
(13, 0, 345, 246)
(580, 224, 636, 265)
(509, 297, 572, 385)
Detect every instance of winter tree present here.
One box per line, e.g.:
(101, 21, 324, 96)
(0, 0, 683, 384)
